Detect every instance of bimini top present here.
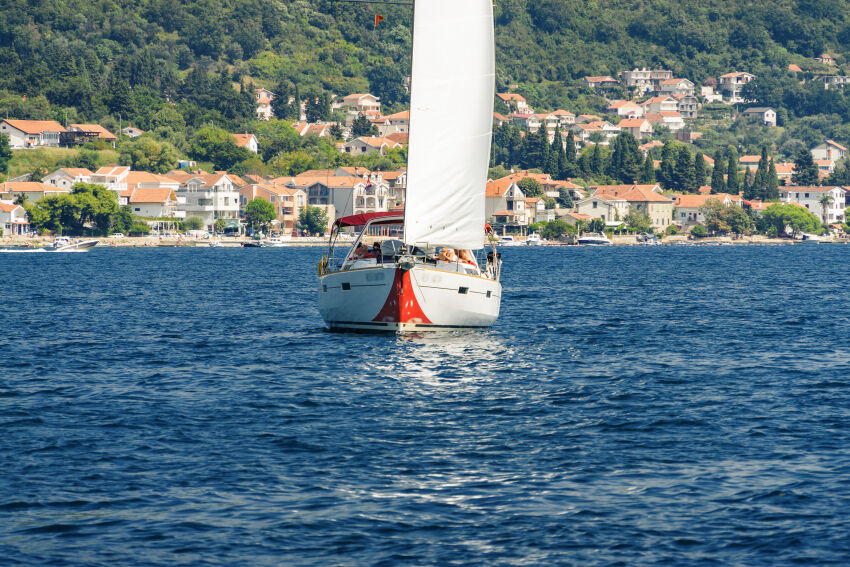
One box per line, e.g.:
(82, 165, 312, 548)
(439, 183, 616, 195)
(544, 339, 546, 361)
(334, 211, 403, 228)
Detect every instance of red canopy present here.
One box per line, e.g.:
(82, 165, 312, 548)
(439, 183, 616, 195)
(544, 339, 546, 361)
(334, 211, 404, 227)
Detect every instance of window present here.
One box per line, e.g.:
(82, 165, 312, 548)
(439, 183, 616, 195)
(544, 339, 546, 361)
(805, 193, 809, 198)
(593, 201, 598, 208)
(134, 207, 140, 212)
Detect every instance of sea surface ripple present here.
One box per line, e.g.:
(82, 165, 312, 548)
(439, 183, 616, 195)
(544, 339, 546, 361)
(2, 245, 850, 566)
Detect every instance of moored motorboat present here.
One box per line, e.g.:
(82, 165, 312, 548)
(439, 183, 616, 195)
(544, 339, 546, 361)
(577, 232, 612, 246)
(525, 233, 543, 246)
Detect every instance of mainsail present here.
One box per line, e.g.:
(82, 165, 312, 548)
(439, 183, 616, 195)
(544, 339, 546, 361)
(402, 0, 495, 250)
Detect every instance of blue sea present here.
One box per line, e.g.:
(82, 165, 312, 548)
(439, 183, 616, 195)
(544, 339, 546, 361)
(2, 245, 850, 566)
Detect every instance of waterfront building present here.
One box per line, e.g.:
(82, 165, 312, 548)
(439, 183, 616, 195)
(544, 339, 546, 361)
(780, 186, 846, 224)
(0, 200, 29, 235)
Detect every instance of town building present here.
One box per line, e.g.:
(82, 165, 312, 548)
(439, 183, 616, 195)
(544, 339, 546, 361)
(617, 118, 653, 140)
(718, 72, 755, 103)
(89, 166, 130, 193)
(673, 193, 744, 226)
(255, 88, 274, 120)
(0, 181, 71, 201)
(780, 186, 846, 224)
(582, 76, 620, 91)
(169, 172, 241, 231)
(811, 140, 847, 165)
(65, 124, 117, 147)
(0, 119, 66, 148)
(42, 168, 93, 190)
(659, 78, 695, 96)
(232, 133, 259, 154)
(126, 187, 183, 219)
(0, 200, 29, 235)
(496, 93, 530, 114)
(338, 136, 402, 156)
(742, 107, 777, 127)
(589, 184, 673, 230)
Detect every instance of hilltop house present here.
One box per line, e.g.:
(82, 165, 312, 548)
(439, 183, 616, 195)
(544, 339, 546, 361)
(0, 119, 66, 148)
(255, 88, 274, 120)
(659, 78, 695, 96)
(339, 136, 402, 156)
(582, 76, 620, 91)
(89, 166, 130, 193)
(65, 124, 117, 147)
(618, 118, 653, 140)
(811, 140, 847, 165)
(619, 68, 673, 93)
(496, 93, 530, 114)
(718, 72, 755, 103)
(608, 100, 644, 118)
(742, 107, 777, 127)
(232, 133, 259, 154)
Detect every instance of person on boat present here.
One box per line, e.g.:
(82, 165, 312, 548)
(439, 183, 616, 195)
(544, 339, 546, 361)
(457, 249, 476, 265)
(438, 247, 457, 262)
(352, 243, 370, 259)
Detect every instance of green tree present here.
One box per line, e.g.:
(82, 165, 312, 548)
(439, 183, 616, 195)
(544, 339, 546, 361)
(658, 141, 677, 190)
(366, 64, 407, 107)
(351, 113, 375, 137)
(624, 206, 653, 233)
(245, 197, 276, 232)
(255, 120, 301, 162)
(693, 152, 707, 189)
(818, 193, 834, 225)
(189, 126, 252, 171)
(184, 216, 204, 231)
(726, 146, 740, 194)
(0, 133, 12, 175)
(691, 223, 708, 237)
(608, 131, 642, 184)
(791, 148, 819, 186)
(673, 145, 696, 193)
(540, 219, 569, 240)
(517, 177, 543, 197)
(119, 137, 179, 173)
(765, 161, 780, 201)
(759, 203, 822, 236)
(710, 149, 726, 194)
(640, 153, 655, 183)
(556, 186, 574, 208)
(297, 205, 328, 236)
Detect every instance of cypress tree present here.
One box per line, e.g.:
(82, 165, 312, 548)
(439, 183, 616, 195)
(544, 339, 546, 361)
(791, 148, 819, 186)
(711, 149, 726, 194)
(591, 145, 604, 176)
(564, 131, 576, 164)
(659, 141, 677, 190)
(726, 146, 740, 193)
(674, 145, 696, 193)
(765, 161, 780, 200)
(553, 126, 567, 179)
(640, 152, 655, 183)
(693, 153, 707, 189)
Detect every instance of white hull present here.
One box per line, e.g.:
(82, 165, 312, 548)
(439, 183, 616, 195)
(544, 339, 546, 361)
(319, 263, 501, 331)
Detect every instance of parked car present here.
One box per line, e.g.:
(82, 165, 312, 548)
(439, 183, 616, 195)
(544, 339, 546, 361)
(109, 233, 125, 238)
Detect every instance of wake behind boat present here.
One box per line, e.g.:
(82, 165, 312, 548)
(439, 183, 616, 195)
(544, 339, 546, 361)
(317, 0, 501, 331)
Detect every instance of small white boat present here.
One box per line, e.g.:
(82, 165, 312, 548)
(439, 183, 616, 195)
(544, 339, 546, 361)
(498, 235, 521, 247)
(525, 233, 543, 246)
(47, 236, 99, 252)
(800, 233, 821, 244)
(577, 232, 612, 246)
(260, 236, 294, 247)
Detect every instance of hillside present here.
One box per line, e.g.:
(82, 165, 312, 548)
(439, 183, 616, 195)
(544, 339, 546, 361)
(2, 0, 850, 176)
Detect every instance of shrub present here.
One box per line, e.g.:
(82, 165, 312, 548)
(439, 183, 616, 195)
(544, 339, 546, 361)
(691, 223, 707, 237)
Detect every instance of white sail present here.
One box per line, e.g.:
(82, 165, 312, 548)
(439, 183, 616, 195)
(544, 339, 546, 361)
(403, 0, 495, 250)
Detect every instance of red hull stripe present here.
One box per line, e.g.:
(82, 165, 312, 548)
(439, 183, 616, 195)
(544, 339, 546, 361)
(372, 269, 432, 324)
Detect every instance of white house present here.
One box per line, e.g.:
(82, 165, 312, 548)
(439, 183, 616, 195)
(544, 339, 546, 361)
(496, 93, 531, 114)
(0, 119, 66, 148)
(338, 136, 402, 156)
(659, 78, 695, 96)
(0, 181, 71, 201)
(0, 200, 29, 235)
(718, 72, 755, 103)
(608, 100, 644, 118)
(641, 96, 678, 115)
(122, 126, 145, 138)
(779, 186, 846, 224)
(742, 107, 777, 127)
(617, 118, 653, 140)
(286, 170, 389, 219)
(485, 178, 526, 226)
(126, 187, 183, 219)
(42, 168, 93, 190)
(811, 140, 847, 165)
(233, 133, 259, 154)
(377, 110, 409, 136)
(170, 172, 241, 231)
(673, 193, 744, 226)
(89, 166, 130, 193)
(255, 88, 274, 120)
(575, 193, 628, 224)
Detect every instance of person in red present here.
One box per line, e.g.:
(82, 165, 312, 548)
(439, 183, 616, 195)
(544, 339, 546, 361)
(457, 249, 476, 266)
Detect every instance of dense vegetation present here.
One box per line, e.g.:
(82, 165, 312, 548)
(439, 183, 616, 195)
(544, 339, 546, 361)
(3, 0, 850, 178)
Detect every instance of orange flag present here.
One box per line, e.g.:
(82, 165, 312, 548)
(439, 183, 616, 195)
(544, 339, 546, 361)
(374, 14, 385, 28)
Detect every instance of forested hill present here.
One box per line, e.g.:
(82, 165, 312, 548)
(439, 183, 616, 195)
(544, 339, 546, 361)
(0, 0, 848, 130)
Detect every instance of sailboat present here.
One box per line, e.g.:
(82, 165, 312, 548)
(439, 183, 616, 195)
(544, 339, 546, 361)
(317, 0, 502, 331)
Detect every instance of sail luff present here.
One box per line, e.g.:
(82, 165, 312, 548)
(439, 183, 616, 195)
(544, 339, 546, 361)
(402, 0, 495, 250)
